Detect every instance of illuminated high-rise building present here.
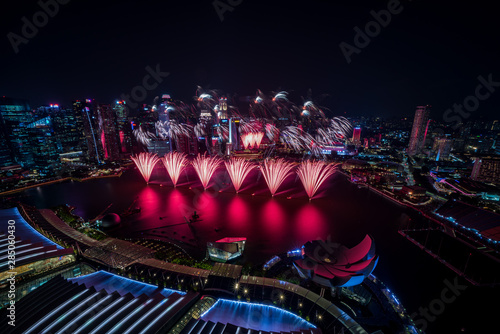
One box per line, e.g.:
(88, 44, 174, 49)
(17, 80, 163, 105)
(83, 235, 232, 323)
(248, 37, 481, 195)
(26, 115, 60, 176)
(44, 105, 84, 155)
(218, 97, 228, 120)
(408, 105, 431, 156)
(229, 117, 241, 152)
(97, 104, 120, 161)
(113, 101, 132, 156)
(352, 127, 361, 144)
(0, 97, 33, 167)
(471, 156, 500, 185)
(73, 99, 103, 163)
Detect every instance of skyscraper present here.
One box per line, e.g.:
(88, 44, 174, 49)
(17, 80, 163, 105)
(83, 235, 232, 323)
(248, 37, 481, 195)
(471, 156, 500, 185)
(218, 97, 228, 120)
(97, 104, 120, 161)
(408, 105, 431, 156)
(352, 127, 361, 144)
(73, 99, 103, 163)
(26, 115, 60, 176)
(113, 101, 132, 156)
(0, 97, 33, 167)
(229, 117, 241, 151)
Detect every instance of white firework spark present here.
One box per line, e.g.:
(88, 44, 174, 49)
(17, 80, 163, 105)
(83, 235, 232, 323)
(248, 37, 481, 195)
(133, 127, 156, 146)
(259, 158, 295, 196)
(265, 123, 279, 142)
(156, 120, 193, 140)
(330, 116, 353, 139)
(272, 91, 288, 102)
(162, 151, 189, 187)
(296, 160, 338, 199)
(240, 118, 263, 135)
(224, 158, 256, 193)
(192, 153, 222, 190)
(131, 152, 160, 183)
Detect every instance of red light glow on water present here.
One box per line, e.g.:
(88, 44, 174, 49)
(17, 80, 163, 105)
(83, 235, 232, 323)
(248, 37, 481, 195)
(260, 199, 287, 236)
(294, 203, 329, 243)
(227, 196, 251, 230)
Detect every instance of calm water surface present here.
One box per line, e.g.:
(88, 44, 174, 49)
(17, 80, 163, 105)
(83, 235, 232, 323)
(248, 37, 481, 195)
(12, 166, 498, 333)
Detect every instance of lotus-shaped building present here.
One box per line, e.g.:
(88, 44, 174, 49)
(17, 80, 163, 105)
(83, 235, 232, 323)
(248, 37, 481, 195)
(294, 235, 378, 287)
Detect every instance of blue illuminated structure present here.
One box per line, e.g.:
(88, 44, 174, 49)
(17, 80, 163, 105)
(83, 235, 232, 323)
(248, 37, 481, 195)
(200, 299, 316, 332)
(69, 270, 185, 297)
(0, 207, 63, 249)
(8, 271, 198, 334)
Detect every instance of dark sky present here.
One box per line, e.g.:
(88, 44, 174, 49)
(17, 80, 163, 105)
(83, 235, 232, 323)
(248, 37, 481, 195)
(1, 0, 499, 119)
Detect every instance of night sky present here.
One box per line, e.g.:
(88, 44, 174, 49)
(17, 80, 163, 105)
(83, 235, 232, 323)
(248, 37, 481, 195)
(1, 0, 499, 119)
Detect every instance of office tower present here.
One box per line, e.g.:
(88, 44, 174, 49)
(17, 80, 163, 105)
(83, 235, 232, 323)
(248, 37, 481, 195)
(26, 115, 60, 176)
(113, 101, 132, 155)
(229, 117, 241, 151)
(218, 97, 228, 120)
(471, 156, 500, 184)
(39, 105, 82, 155)
(73, 99, 103, 163)
(352, 127, 361, 144)
(97, 104, 120, 161)
(0, 97, 33, 167)
(408, 105, 431, 155)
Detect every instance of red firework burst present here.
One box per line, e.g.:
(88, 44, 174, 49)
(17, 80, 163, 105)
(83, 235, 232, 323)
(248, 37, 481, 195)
(162, 151, 189, 187)
(192, 153, 222, 190)
(296, 160, 337, 199)
(224, 158, 256, 193)
(131, 152, 160, 183)
(259, 158, 295, 196)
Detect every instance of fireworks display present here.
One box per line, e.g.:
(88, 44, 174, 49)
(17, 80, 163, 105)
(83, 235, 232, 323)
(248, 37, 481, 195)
(239, 118, 263, 135)
(156, 120, 193, 140)
(224, 158, 256, 193)
(272, 91, 288, 102)
(133, 127, 156, 147)
(260, 158, 295, 196)
(192, 153, 222, 190)
(296, 160, 338, 199)
(129, 87, 355, 195)
(131, 152, 160, 183)
(242, 132, 264, 149)
(162, 152, 189, 187)
(265, 123, 279, 141)
(280, 126, 316, 153)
